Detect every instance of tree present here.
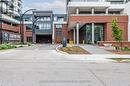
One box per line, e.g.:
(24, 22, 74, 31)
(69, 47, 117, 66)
(111, 19, 123, 50)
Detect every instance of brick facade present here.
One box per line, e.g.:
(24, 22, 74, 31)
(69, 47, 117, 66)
(54, 24, 68, 43)
(68, 15, 129, 42)
(0, 23, 21, 43)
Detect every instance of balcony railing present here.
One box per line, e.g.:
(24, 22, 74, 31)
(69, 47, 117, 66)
(1, 14, 20, 24)
(68, 0, 127, 4)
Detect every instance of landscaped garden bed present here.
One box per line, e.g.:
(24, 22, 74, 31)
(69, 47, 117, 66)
(0, 42, 32, 50)
(110, 58, 130, 62)
(0, 43, 17, 50)
(108, 50, 130, 54)
(106, 46, 130, 54)
(59, 46, 90, 54)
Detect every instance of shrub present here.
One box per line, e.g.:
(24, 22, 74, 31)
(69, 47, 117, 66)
(0, 44, 9, 49)
(115, 46, 120, 50)
(0, 43, 17, 50)
(19, 45, 23, 47)
(111, 19, 123, 50)
(27, 42, 32, 46)
(123, 46, 130, 51)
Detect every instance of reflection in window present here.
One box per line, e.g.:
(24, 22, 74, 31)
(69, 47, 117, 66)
(37, 23, 51, 30)
(56, 24, 62, 29)
(57, 17, 64, 22)
(37, 17, 51, 21)
(56, 31, 62, 36)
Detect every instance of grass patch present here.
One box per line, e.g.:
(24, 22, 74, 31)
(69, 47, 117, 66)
(59, 46, 90, 54)
(110, 58, 130, 62)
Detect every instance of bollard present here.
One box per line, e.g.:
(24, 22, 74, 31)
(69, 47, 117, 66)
(62, 37, 67, 47)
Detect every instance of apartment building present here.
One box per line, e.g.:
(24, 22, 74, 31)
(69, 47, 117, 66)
(66, 0, 130, 44)
(1, 0, 130, 45)
(24, 11, 68, 44)
(0, 0, 22, 43)
(32, 11, 53, 43)
(53, 14, 68, 44)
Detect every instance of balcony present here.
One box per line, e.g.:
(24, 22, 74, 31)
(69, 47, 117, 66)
(0, 14, 20, 24)
(68, 1, 111, 7)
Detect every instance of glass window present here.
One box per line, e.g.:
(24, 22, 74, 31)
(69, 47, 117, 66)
(56, 24, 62, 29)
(37, 17, 51, 21)
(57, 17, 64, 22)
(37, 23, 51, 30)
(56, 31, 62, 36)
(54, 17, 57, 21)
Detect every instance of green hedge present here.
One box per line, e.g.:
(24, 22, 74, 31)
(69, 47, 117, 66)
(0, 44, 17, 50)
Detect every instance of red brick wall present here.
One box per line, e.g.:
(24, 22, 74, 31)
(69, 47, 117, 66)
(26, 30, 32, 37)
(105, 22, 128, 41)
(23, 26, 33, 43)
(69, 15, 128, 23)
(68, 30, 73, 41)
(1, 23, 20, 32)
(54, 24, 68, 43)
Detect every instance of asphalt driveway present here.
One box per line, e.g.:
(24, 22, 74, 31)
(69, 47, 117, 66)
(0, 44, 130, 86)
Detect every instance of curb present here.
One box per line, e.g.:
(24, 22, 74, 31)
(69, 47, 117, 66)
(55, 45, 69, 55)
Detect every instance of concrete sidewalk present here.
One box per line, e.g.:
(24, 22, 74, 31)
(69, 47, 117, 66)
(80, 44, 114, 54)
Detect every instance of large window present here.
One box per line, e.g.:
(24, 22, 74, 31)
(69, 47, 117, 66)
(38, 17, 51, 21)
(54, 17, 64, 22)
(56, 24, 62, 29)
(57, 17, 64, 22)
(56, 24, 62, 36)
(56, 31, 62, 36)
(37, 23, 51, 30)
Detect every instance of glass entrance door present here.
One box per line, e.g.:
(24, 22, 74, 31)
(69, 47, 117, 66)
(85, 24, 92, 44)
(80, 23, 104, 44)
(94, 24, 104, 43)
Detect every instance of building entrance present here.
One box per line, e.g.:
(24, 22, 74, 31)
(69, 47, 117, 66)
(80, 23, 104, 44)
(36, 35, 52, 43)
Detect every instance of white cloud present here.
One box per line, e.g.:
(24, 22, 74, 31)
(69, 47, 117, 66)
(27, 0, 66, 10)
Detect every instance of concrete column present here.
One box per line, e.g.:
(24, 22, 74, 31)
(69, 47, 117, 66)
(106, 8, 109, 15)
(32, 29, 36, 44)
(73, 28, 76, 44)
(124, 0, 126, 3)
(92, 8, 95, 15)
(52, 23, 55, 44)
(76, 8, 79, 14)
(92, 23, 95, 44)
(76, 23, 79, 45)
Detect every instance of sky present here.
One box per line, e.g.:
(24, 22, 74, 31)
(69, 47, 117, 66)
(22, 0, 66, 14)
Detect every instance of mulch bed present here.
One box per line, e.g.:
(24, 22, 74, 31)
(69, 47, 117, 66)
(59, 46, 90, 54)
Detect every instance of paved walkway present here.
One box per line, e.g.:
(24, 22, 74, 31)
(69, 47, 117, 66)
(80, 44, 114, 54)
(0, 44, 130, 86)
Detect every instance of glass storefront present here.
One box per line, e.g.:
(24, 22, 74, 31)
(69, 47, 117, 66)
(85, 24, 92, 44)
(94, 24, 104, 43)
(80, 23, 104, 44)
